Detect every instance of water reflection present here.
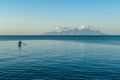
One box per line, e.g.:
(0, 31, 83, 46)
(59, 39, 120, 46)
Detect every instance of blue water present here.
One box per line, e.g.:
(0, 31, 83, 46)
(0, 36, 120, 80)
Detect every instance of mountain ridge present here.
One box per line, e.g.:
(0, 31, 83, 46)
(43, 26, 106, 35)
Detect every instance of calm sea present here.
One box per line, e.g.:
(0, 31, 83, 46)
(0, 35, 120, 80)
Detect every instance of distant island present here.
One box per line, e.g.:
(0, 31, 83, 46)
(44, 25, 106, 35)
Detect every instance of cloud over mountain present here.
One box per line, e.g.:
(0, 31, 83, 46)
(44, 25, 106, 35)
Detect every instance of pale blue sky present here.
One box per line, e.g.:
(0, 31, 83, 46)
(0, 0, 120, 35)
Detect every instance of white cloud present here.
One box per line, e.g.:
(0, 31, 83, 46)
(55, 26, 62, 32)
(80, 25, 86, 30)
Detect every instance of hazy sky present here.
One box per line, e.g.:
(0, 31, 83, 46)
(0, 0, 120, 35)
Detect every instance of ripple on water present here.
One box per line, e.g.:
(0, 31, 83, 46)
(0, 40, 120, 80)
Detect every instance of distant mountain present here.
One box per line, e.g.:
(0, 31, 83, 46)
(43, 26, 106, 35)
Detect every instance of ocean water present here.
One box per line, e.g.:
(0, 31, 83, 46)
(0, 36, 120, 80)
